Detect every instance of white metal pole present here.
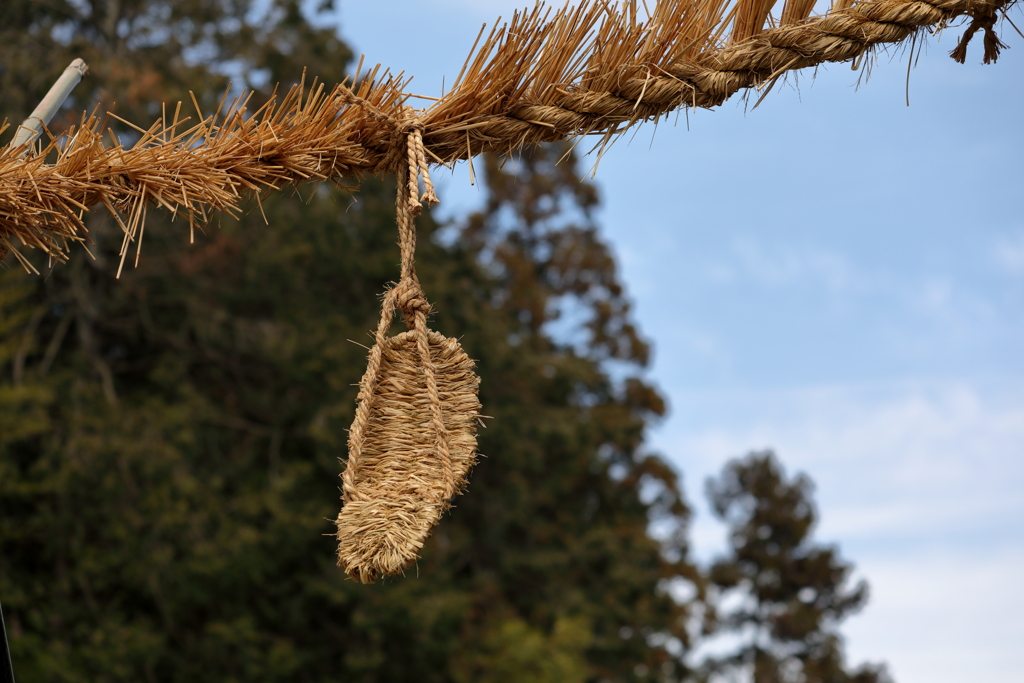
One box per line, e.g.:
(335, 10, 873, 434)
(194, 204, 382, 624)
(9, 58, 89, 153)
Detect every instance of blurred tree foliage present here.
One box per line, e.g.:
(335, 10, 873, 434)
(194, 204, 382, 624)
(0, 2, 888, 682)
(699, 452, 891, 683)
(1, 0, 352, 139)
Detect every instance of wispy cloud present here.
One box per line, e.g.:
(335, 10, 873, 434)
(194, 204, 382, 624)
(655, 378, 1024, 683)
(845, 547, 1024, 683)
(660, 378, 1024, 547)
(724, 235, 855, 290)
(994, 232, 1024, 274)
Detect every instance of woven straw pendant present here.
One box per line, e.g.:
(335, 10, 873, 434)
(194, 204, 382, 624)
(337, 329, 480, 583)
(335, 115, 481, 584)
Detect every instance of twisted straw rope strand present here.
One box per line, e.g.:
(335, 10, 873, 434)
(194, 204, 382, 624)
(419, 0, 1012, 161)
(0, 0, 1014, 264)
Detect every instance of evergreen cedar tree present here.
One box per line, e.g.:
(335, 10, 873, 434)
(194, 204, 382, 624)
(0, 1, 888, 681)
(701, 453, 891, 683)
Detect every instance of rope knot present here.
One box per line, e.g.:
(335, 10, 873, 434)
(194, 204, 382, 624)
(398, 118, 425, 135)
(393, 279, 432, 325)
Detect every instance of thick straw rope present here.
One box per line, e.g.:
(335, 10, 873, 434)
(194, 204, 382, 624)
(0, 0, 1016, 264)
(336, 111, 480, 583)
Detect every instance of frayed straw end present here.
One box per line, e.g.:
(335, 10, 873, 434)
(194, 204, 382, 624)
(950, 11, 1008, 64)
(336, 497, 446, 584)
(983, 28, 1009, 64)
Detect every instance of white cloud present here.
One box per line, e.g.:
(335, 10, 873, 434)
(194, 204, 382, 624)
(994, 232, 1024, 274)
(650, 378, 1024, 683)
(845, 548, 1024, 683)
(726, 235, 855, 290)
(659, 379, 1024, 543)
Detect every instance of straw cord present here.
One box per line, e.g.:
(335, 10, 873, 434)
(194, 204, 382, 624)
(0, 0, 1016, 264)
(413, 317, 456, 501)
(394, 113, 453, 502)
(341, 110, 453, 506)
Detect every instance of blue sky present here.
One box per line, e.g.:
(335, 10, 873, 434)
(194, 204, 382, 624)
(334, 2, 1024, 681)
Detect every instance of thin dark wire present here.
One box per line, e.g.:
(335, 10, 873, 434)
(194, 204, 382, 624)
(0, 597, 14, 683)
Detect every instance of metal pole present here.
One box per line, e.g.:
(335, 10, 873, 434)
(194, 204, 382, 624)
(9, 58, 89, 154)
(0, 597, 14, 683)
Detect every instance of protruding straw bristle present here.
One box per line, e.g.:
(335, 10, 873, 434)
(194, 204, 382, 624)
(731, 0, 781, 44)
(780, 0, 818, 25)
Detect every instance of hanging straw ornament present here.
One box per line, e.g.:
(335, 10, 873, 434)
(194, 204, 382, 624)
(335, 114, 482, 584)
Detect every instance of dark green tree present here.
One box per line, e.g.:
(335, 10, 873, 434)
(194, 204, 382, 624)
(0, 2, 696, 681)
(699, 452, 890, 683)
